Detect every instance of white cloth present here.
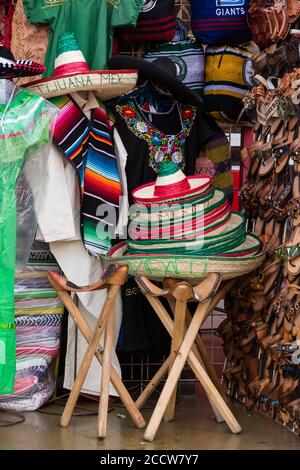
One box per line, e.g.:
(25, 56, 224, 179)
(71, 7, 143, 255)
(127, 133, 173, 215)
(114, 127, 129, 238)
(35, 145, 80, 242)
(35, 92, 128, 395)
(50, 240, 122, 396)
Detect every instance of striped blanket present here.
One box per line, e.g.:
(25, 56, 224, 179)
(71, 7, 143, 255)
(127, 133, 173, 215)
(0, 274, 64, 411)
(49, 95, 122, 256)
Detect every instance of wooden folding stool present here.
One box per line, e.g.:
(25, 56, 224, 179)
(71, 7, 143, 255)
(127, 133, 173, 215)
(135, 273, 241, 442)
(48, 263, 146, 439)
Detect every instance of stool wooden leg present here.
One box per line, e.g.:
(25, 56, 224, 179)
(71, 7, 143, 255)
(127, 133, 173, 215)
(98, 306, 114, 440)
(135, 358, 170, 410)
(108, 366, 145, 429)
(164, 293, 187, 422)
(167, 297, 227, 404)
(143, 300, 209, 441)
(144, 295, 241, 441)
(187, 349, 241, 434)
(135, 317, 224, 422)
(190, 345, 225, 424)
(49, 277, 146, 429)
(166, 296, 225, 422)
(60, 285, 119, 428)
(185, 308, 227, 402)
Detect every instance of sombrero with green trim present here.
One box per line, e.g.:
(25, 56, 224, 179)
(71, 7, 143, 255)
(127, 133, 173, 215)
(128, 212, 246, 254)
(132, 188, 228, 224)
(130, 189, 231, 240)
(105, 235, 266, 281)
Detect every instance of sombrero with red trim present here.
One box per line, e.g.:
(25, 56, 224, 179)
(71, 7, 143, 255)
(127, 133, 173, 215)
(130, 188, 232, 241)
(25, 32, 138, 100)
(0, 46, 46, 78)
(132, 161, 211, 204)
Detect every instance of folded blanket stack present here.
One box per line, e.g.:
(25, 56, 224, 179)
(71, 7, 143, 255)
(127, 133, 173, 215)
(0, 270, 64, 411)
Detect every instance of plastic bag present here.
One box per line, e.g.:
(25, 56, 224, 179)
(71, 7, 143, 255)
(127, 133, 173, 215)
(0, 80, 57, 395)
(15, 145, 54, 269)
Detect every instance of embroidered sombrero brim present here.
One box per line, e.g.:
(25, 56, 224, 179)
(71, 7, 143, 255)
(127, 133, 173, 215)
(25, 70, 138, 100)
(105, 234, 266, 281)
(0, 60, 46, 78)
(133, 174, 211, 204)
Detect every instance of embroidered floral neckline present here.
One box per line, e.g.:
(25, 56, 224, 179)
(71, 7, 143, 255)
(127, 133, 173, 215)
(116, 100, 197, 172)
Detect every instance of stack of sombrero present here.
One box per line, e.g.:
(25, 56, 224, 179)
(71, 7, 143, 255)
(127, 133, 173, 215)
(106, 162, 266, 280)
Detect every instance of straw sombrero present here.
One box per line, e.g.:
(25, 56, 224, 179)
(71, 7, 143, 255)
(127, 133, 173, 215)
(129, 199, 233, 244)
(129, 165, 233, 246)
(25, 33, 138, 100)
(0, 46, 46, 78)
(105, 236, 266, 281)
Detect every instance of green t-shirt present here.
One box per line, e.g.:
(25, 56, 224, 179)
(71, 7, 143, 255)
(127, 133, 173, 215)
(23, 0, 143, 77)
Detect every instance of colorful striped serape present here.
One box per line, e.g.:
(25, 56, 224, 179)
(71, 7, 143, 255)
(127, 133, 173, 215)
(49, 95, 122, 256)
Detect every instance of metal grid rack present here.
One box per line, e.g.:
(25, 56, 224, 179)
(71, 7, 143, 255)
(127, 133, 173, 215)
(118, 305, 227, 401)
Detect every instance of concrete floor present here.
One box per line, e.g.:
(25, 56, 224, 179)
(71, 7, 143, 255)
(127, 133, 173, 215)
(1, 396, 300, 450)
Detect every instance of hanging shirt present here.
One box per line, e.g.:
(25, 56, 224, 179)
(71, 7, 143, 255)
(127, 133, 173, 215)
(113, 97, 213, 206)
(0, 86, 55, 394)
(23, 0, 144, 77)
(110, 94, 213, 352)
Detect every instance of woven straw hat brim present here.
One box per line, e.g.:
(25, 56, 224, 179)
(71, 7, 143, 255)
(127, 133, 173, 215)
(128, 230, 246, 255)
(25, 70, 138, 100)
(0, 60, 46, 78)
(128, 210, 232, 248)
(128, 231, 246, 255)
(133, 175, 212, 204)
(126, 231, 261, 257)
(105, 234, 266, 281)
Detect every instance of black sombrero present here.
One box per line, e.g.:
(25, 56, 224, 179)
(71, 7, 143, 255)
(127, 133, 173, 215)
(108, 55, 203, 107)
(0, 46, 46, 79)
